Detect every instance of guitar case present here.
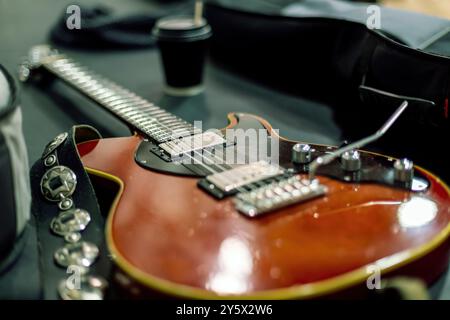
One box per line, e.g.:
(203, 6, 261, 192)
(204, 0, 450, 181)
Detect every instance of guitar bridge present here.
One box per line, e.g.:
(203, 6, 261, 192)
(234, 176, 328, 217)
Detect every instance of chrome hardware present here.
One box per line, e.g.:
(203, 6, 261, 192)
(54, 241, 99, 268)
(41, 166, 77, 202)
(341, 150, 361, 172)
(37, 127, 107, 300)
(308, 101, 409, 181)
(394, 158, 414, 183)
(42, 132, 67, 158)
(207, 161, 284, 193)
(234, 176, 328, 217)
(58, 276, 107, 300)
(292, 144, 312, 164)
(28, 45, 57, 66)
(51, 208, 91, 236)
(19, 45, 60, 81)
(58, 198, 74, 211)
(44, 154, 57, 167)
(65, 232, 82, 243)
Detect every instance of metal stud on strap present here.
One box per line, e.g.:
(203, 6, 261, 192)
(42, 132, 68, 159)
(50, 208, 91, 236)
(44, 154, 57, 167)
(40, 130, 107, 299)
(54, 241, 99, 268)
(58, 276, 107, 300)
(40, 166, 77, 202)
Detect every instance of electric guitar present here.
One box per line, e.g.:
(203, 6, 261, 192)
(22, 45, 450, 299)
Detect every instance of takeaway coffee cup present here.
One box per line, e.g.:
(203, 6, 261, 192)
(152, 16, 212, 96)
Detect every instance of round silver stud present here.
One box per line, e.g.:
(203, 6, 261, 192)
(54, 241, 99, 268)
(292, 144, 312, 164)
(44, 154, 57, 167)
(394, 158, 414, 183)
(65, 232, 82, 243)
(51, 208, 91, 236)
(58, 276, 107, 300)
(58, 198, 73, 211)
(341, 150, 362, 172)
(42, 132, 68, 159)
(40, 166, 77, 202)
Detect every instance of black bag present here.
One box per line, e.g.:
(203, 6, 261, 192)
(204, 0, 450, 180)
(0, 65, 30, 267)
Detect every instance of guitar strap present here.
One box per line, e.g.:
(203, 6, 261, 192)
(30, 125, 114, 300)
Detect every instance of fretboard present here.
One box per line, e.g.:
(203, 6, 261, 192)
(42, 55, 200, 143)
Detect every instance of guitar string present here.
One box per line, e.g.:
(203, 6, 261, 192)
(47, 58, 268, 192)
(45, 58, 278, 193)
(47, 59, 275, 193)
(43, 60, 256, 194)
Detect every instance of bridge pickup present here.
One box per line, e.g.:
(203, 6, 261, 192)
(159, 132, 226, 159)
(234, 176, 328, 217)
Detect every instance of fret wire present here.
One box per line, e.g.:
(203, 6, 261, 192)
(112, 105, 145, 114)
(114, 104, 155, 115)
(98, 95, 127, 104)
(157, 115, 178, 122)
(44, 58, 198, 142)
(91, 88, 115, 98)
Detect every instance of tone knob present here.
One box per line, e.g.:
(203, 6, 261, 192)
(394, 158, 414, 183)
(341, 150, 361, 172)
(292, 144, 312, 164)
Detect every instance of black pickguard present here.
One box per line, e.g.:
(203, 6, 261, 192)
(135, 113, 270, 177)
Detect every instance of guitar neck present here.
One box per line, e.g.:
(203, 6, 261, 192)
(41, 55, 199, 143)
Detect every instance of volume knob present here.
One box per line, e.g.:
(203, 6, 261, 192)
(292, 144, 312, 164)
(341, 150, 361, 172)
(394, 158, 414, 183)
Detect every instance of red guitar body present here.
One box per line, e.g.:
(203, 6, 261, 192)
(77, 113, 450, 299)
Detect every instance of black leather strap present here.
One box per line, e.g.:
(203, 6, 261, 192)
(30, 125, 114, 299)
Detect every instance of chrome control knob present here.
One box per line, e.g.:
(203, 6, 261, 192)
(341, 150, 361, 172)
(292, 144, 312, 164)
(394, 158, 414, 183)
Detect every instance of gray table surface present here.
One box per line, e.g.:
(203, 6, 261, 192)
(0, 0, 448, 299)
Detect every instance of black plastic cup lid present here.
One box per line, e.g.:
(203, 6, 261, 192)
(152, 16, 212, 42)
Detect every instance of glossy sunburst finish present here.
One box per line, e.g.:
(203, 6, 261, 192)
(78, 113, 450, 299)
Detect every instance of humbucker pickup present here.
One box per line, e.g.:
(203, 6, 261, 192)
(234, 176, 328, 217)
(159, 132, 226, 159)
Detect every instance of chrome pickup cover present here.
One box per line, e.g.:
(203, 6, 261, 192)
(159, 131, 226, 158)
(206, 161, 284, 193)
(234, 176, 328, 217)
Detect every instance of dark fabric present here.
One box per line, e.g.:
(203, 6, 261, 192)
(0, 131, 16, 261)
(0, 222, 41, 299)
(280, 0, 450, 54)
(30, 125, 116, 299)
(204, 2, 450, 128)
(0, 64, 39, 299)
(0, 65, 18, 264)
(0, 65, 17, 121)
(203, 1, 450, 181)
(50, 2, 192, 49)
(427, 32, 450, 56)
